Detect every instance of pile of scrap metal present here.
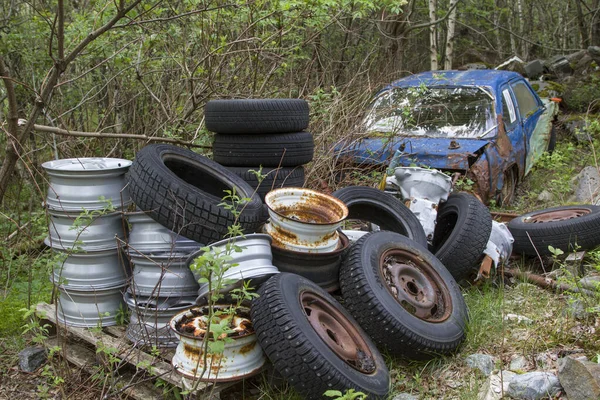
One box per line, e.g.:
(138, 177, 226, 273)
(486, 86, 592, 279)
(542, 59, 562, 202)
(42, 98, 600, 400)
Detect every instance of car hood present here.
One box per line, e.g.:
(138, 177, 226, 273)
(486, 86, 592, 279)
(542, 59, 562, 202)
(337, 136, 490, 170)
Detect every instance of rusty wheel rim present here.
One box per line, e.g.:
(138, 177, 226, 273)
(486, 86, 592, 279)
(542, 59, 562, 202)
(525, 208, 591, 223)
(301, 292, 376, 374)
(379, 249, 452, 323)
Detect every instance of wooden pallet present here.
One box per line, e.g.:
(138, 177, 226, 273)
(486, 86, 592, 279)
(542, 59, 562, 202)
(35, 302, 229, 399)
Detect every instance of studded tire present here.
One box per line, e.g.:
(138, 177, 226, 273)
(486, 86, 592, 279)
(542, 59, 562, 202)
(127, 144, 263, 245)
(340, 231, 468, 360)
(332, 186, 428, 248)
(432, 192, 492, 282)
(508, 205, 600, 256)
(251, 273, 389, 400)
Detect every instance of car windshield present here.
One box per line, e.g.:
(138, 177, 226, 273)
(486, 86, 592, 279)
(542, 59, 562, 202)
(363, 86, 497, 139)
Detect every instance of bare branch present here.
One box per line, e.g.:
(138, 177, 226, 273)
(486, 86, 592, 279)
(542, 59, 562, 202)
(31, 123, 210, 149)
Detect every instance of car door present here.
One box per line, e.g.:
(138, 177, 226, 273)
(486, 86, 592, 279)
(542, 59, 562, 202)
(509, 79, 545, 175)
(499, 84, 524, 171)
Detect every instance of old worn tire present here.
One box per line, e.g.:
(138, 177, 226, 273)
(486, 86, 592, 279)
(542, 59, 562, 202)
(127, 144, 263, 245)
(332, 186, 428, 248)
(213, 132, 314, 167)
(339, 231, 467, 360)
(508, 205, 600, 256)
(205, 99, 309, 134)
(432, 192, 492, 282)
(251, 273, 389, 399)
(226, 166, 305, 200)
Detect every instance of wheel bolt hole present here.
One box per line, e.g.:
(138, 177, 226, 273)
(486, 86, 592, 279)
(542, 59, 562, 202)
(326, 329, 338, 344)
(406, 281, 419, 295)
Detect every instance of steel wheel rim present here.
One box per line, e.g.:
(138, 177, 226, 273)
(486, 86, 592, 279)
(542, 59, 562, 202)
(301, 291, 376, 374)
(525, 208, 591, 223)
(379, 249, 452, 323)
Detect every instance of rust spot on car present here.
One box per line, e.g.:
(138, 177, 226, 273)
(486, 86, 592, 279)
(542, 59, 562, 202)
(467, 161, 490, 204)
(239, 341, 256, 355)
(495, 115, 512, 157)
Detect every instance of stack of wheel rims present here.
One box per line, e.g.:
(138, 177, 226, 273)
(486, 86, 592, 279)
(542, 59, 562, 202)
(42, 158, 131, 327)
(206, 99, 313, 199)
(124, 210, 201, 348)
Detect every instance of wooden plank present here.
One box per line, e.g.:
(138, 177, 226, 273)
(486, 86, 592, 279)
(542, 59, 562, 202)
(36, 302, 210, 393)
(45, 337, 161, 400)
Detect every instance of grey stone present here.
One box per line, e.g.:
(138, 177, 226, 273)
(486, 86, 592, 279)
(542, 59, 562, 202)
(478, 370, 516, 400)
(507, 371, 561, 399)
(504, 313, 533, 324)
(565, 297, 593, 320)
(535, 352, 558, 369)
(579, 275, 600, 291)
(588, 46, 600, 63)
(536, 190, 553, 202)
(525, 60, 544, 79)
(466, 353, 496, 376)
(573, 166, 600, 203)
(392, 394, 419, 400)
(558, 355, 600, 400)
(567, 50, 588, 64)
(459, 62, 488, 70)
(509, 355, 528, 372)
(18, 346, 47, 372)
(547, 55, 573, 76)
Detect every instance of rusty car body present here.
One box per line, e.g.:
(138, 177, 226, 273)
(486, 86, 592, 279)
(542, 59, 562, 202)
(334, 70, 559, 204)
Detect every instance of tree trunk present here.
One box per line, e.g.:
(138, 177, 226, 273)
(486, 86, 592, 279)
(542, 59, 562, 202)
(444, 0, 459, 69)
(574, 0, 590, 48)
(429, 0, 438, 70)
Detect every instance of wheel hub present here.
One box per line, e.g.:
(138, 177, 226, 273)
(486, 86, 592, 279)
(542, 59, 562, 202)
(380, 250, 452, 323)
(525, 208, 590, 223)
(301, 292, 375, 373)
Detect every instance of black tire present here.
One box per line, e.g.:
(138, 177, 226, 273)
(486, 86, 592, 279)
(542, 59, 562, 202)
(332, 186, 428, 248)
(270, 232, 350, 293)
(339, 231, 468, 360)
(251, 273, 389, 400)
(205, 99, 309, 134)
(508, 205, 600, 256)
(127, 144, 263, 245)
(432, 192, 492, 282)
(213, 132, 314, 167)
(227, 166, 305, 200)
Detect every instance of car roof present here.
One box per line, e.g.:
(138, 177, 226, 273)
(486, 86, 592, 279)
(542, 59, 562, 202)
(386, 70, 523, 93)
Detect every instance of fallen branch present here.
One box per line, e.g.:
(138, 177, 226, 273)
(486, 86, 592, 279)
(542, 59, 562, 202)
(30, 123, 210, 149)
(503, 268, 597, 297)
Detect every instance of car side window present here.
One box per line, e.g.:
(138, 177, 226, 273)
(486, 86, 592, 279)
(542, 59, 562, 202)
(511, 81, 539, 120)
(501, 88, 517, 131)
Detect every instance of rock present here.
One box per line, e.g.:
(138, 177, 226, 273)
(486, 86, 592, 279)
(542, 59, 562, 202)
(510, 355, 528, 372)
(536, 190, 553, 202)
(579, 275, 600, 291)
(504, 314, 533, 324)
(567, 49, 588, 64)
(525, 60, 544, 79)
(588, 46, 600, 64)
(573, 166, 600, 204)
(507, 371, 561, 399)
(392, 394, 419, 400)
(459, 62, 488, 70)
(565, 297, 592, 320)
(466, 353, 496, 376)
(558, 355, 600, 400)
(535, 352, 558, 370)
(19, 346, 47, 372)
(478, 370, 516, 400)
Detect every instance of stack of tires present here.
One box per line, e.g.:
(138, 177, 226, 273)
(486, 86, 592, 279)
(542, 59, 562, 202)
(205, 99, 313, 199)
(42, 158, 131, 328)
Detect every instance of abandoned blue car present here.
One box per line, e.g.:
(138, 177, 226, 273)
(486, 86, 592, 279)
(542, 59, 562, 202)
(334, 70, 558, 205)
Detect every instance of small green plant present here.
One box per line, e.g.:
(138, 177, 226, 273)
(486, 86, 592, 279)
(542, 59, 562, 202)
(324, 388, 368, 399)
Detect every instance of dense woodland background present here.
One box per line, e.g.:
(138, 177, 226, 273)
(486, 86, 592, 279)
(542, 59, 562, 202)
(1, 0, 600, 220)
